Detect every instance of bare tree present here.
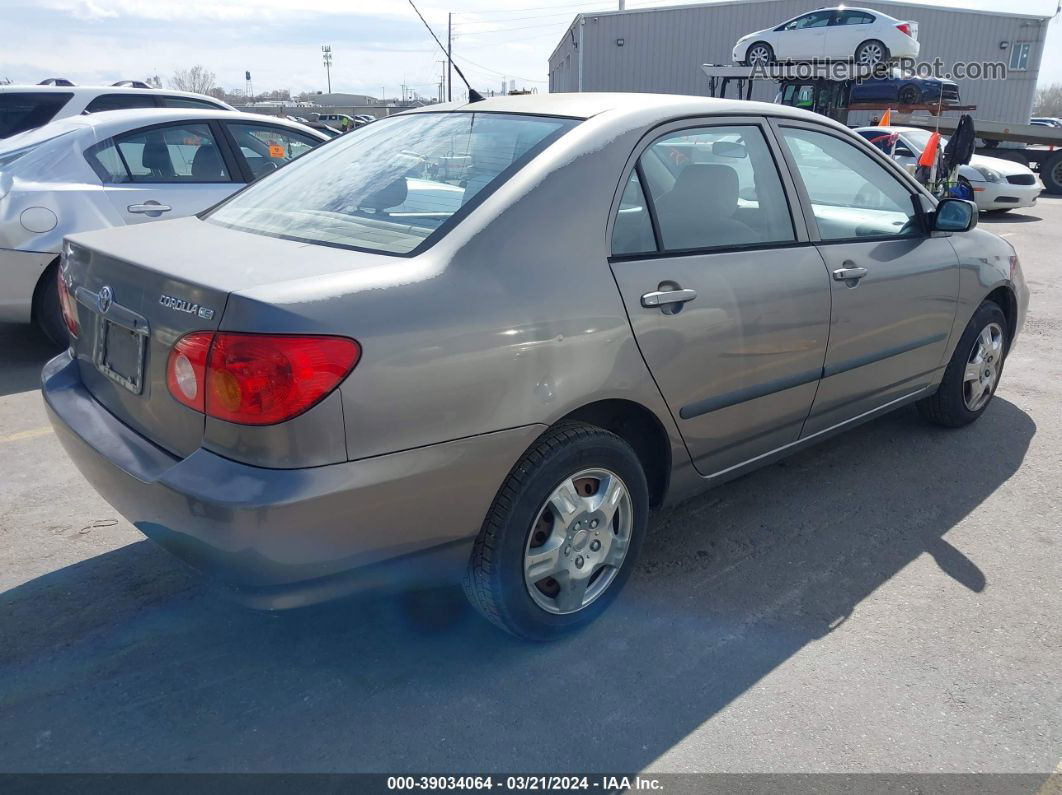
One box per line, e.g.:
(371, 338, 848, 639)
(170, 65, 217, 95)
(1033, 83, 1062, 118)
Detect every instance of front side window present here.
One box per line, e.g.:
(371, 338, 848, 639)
(781, 127, 921, 241)
(784, 11, 833, 30)
(84, 93, 158, 113)
(633, 125, 795, 252)
(113, 123, 230, 183)
(225, 122, 321, 179)
(207, 112, 579, 255)
(0, 92, 73, 138)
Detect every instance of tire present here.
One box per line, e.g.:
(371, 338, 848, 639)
(743, 42, 774, 67)
(463, 422, 649, 641)
(898, 84, 920, 105)
(1042, 151, 1062, 195)
(33, 261, 68, 349)
(917, 301, 1008, 428)
(854, 39, 889, 67)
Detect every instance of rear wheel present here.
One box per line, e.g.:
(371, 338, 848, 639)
(1042, 151, 1062, 195)
(743, 42, 774, 67)
(33, 261, 67, 348)
(855, 39, 889, 67)
(463, 422, 648, 640)
(917, 301, 1008, 427)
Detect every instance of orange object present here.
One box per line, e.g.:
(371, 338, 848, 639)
(879, 108, 892, 126)
(917, 132, 941, 167)
(268, 144, 286, 159)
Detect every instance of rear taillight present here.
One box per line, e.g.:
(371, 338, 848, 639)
(57, 266, 79, 338)
(166, 332, 361, 425)
(896, 22, 912, 37)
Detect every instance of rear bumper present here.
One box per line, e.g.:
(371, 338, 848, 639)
(42, 350, 543, 609)
(0, 248, 55, 323)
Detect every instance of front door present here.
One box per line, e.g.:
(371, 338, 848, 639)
(775, 10, 833, 61)
(99, 121, 240, 225)
(608, 120, 831, 477)
(774, 122, 960, 434)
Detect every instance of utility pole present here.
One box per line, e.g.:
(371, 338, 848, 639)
(619, 1, 625, 9)
(447, 12, 453, 102)
(321, 45, 333, 93)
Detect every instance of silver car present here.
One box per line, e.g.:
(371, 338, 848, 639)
(43, 94, 1028, 640)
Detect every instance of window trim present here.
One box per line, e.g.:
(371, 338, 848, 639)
(83, 92, 161, 114)
(769, 118, 935, 245)
(606, 115, 812, 261)
(85, 118, 241, 185)
(202, 110, 582, 259)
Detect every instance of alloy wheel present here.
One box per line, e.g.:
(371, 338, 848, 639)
(963, 322, 1004, 411)
(856, 42, 885, 66)
(523, 468, 633, 615)
(747, 45, 771, 66)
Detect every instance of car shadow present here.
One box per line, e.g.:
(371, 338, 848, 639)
(0, 399, 1035, 772)
(979, 210, 1042, 223)
(0, 322, 61, 398)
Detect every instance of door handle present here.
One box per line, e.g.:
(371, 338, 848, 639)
(832, 266, 868, 282)
(641, 288, 698, 308)
(127, 203, 172, 214)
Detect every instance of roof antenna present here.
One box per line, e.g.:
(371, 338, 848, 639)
(406, 0, 484, 102)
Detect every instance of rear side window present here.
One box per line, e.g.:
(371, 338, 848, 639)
(836, 11, 874, 24)
(207, 111, 579, 255)
(84, 93, 158, 113)
(633, 125, 795, 252)
(612, 171, 656, 256)
(159, 96, 224, 110)
(111, 123, 231, 183)
(0, 92, 73, 138)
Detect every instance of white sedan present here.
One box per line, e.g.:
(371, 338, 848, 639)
(0, 109, 326, 343)
(855, 126, 1041, 213)
(734, 7, 920, 67)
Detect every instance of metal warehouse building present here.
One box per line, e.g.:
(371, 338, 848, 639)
(548, 0, 1052, 124)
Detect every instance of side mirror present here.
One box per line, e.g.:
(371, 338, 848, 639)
(933, 198, 978, 232)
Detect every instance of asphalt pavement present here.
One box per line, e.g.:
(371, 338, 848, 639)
(0, 198, 1059, 776)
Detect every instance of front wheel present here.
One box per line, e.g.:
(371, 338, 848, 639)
(463, 423, 648, 640)
(917, 301, 1008, 427)
(743, 42, 774, 67)
(898, 84, 920, 105)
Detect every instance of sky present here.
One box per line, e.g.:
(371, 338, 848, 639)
(1, 0, 1060, 100)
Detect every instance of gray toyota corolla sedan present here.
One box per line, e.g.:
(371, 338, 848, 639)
(43, 93, 1028, 640)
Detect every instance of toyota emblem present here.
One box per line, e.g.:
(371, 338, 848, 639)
(97, 285, 113, 314)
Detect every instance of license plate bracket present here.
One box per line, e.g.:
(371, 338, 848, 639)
(95, 316, 147, 394)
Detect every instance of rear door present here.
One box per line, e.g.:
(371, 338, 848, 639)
(773, 121, 959, 434)
(608, 118, 831, 478)
(826, 10, 875, 60)
(89, 120, 241, 224)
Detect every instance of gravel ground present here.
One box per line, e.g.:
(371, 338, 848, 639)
(0, 197, 1059, 777)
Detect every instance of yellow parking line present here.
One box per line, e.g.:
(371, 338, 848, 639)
(1038, 759, 1062, 795)
(0, 426, 53, 443)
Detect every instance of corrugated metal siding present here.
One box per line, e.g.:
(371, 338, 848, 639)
(549, 0, 1048, 124)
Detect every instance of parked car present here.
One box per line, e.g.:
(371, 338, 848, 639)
(316, 112, 360, 130)
(855, 126, 1041, 212)
(43, 94, 1026, 640)
(0, 109, 326, 343)
(851, 69, 959, 106)
(734, 7, 919, 67)
(305, 121, 345, 138)
(0, 83, 234, 139)
(1029, 117, 1062, 128)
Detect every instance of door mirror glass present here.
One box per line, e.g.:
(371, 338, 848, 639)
(933, 198, 977, 232)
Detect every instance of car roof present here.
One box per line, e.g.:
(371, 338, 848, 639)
(402, 91, 844, 125)
(0, 84, 225, 101)
(0, 108, 327, 149)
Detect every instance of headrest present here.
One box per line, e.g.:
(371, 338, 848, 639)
(666, 163, 740, 217)
(191, 145, 225, 179)
(364, 176, 408, 211)
(141, 137, 172, 172)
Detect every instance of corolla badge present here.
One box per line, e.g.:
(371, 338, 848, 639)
(159, 294, 215, 320)
(97, 285, 113, 314)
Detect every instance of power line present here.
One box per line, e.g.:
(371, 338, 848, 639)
(452, 53, 548, 83)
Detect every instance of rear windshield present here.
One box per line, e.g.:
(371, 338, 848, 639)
(206, 111, 580, 255)
(0, 92, 73, 138)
